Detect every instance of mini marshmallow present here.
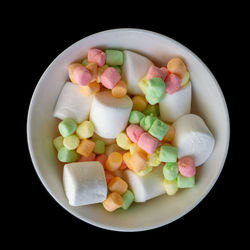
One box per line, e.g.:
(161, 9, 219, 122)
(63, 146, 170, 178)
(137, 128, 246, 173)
(126, 124, 144, 143)
(111, 80, 127, 98)
(159, 81, 191, 123)
(123, 165, 165, 202)
(148, 119, 169, 141)
(90, 91, 132, 138)
(140, 114, 157, 131)
(100, 67, 121, 89)
(108, 176, 128, 194)
(160, 145, 178, 162)
(73, 65, 92, 86)
(177, 174, 195, 188)
(147, 147, 161, 167)
(93, 139, 105, 154)
(146, 65, 167, 81)
(76, 139, 95, 157)
(53, 136, 64, 151)
(132, 95, 148, 111)
(121, 190, 135, 210)
(88, 48, 106, 67)
(63, 161, 107, 206)
(54, 82, 93, 123)
(103, 192, 123, 212)
(78, 152, 96, 162)
(167, 57, 187, 78)
(173, 114, 215, 167)
(58, 147, 79, 163)
(181, 71, 190, 87)
(143, 104, 160, 117)
(145, 78, 165, 105)
(137, 132, 159, 154)
(58, 118, 77, 137)
(122, 50, 153, 95)
(137, 75, 147, 94)
(129, 110, 145, 124)
(163, 179, 178, 195)
(163, 162, 179, 180)
(105, 49, 124, 66)
(76, 120, 95, 139)
(116, 132, 132, 150)
(63, 135, 80, 150)
(178, 156, 196, 177)
(165, 73, 181, 94)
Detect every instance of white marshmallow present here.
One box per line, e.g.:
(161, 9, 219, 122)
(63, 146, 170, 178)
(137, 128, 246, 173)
(54, 82, 93, 123)
(122, 50, 153, 95)
(159, 82, 192, 123)
(63, 161, 107, 206)
(123, 165, 165, 202)
(90, 91, 132, 139)
(173, 114, 215, 167)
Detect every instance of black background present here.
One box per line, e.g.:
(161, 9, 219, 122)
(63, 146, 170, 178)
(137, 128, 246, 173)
(10, 4, 242, 244)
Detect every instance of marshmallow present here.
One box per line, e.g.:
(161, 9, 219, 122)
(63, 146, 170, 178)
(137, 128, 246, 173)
(159, 81, 192, 123)
(123, 165, 165, 202)
(145, 78, 165, 105)
(173, 114, 215, 167)
(137, 132, 159, 155)
(100, 67, 121, 89)
(126, 124, 144, 143)
(54, 82, 93, 123)
(122, 50, 153, 95)
(146, 65, 166, 81)
(105, 49, 124, 66)
(165, 73, 181, 94)
(90, 91, 133, 138)
(63, 161, 107, 206)
(88, 48, 106, 67)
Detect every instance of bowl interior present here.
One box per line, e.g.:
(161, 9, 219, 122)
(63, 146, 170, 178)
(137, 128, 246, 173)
(27, 29, 229, 231)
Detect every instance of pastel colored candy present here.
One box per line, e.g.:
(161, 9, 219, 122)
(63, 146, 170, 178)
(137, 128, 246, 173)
(78, 152, 96, 162)
(121, 190, 135, 210)
(167, 57, 187, 78)
(129, 151, 148, 173)
(105, 49, 124, 66)
(146, 65, 167, 81)
(86, 62, 98, 83)
(132, 95, 148, 111)
(76, 139, 95, 157)
(90, 91, 132, 138)
(111, 80, 127, 98)
(129, 143, 145, 155)
(108, 176, 128, 194)
(58, 147, 79, 163)
(63, 134, 80, 150)
(100, 67, 121, 89)
(145, 78, 165, 105)
(104, 170, 114, 184)
(97, 65, 108, 83)
(53, 82, 93, 123)
(147, 147, 161, 167)
(163, 179, 178, 195)
(137, 165, 153, 176)
(160, 67, 170, 80)
(76, 120, 95, 139)
(137, 75, 147, 94)
(137, 132, 159, 154)
(95, 154, 108, 166)
(159, 145, 178, 162)
(122, 50, 153, 95)
(140, 114, 157, 131)
(93, 139, 105, 154)
(68, 63, 82, 83)
(165, 73, 181, 94)
(116, 132, 132, 150)
(63, 161, 107, 206)
(103, 192, 123, 212)
(159, 81, 191, 123)
(148, 119, 169, 140)
(81, 58, 89, 66)
(88, 48, 106, 67)
(126, 124, 144, 143)
(129, 110, 145, 124)
(123, 164, 165, 202)
(173, 114, 215, 166)
(53, 136, 64, 151)
(58, 118, 77, 137)
(73, 65, 92, 86)
(181, 71, 190, 87)
(163, 162, 179, 180)
(79, 81, 100, 96)
(162, 124, 175, 142)
(143, 104, 160, 117)
(177, 174, 195, 188)
(178, 156, 196, 177)
(105, 152, 123, 171)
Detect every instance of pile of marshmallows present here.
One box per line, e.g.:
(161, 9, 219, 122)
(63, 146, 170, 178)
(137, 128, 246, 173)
(53, 48, 215, 212)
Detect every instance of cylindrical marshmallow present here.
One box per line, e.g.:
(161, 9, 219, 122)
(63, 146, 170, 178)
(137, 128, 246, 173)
(122, 50, 153, 95)
(54, 82, 93, 123)
(159, 81, 192, 123)
(123, 164, 165, 202)
(173, 114, 215, 167)
(90, 91, 133, 139)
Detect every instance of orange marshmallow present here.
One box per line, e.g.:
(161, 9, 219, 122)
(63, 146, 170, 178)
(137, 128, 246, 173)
(129, 151, 147, 173)
(132, 95, 148, 111)
(111, 80, 127, 98)
(105, 152, 123, 171)
(68, 63, 82, 83)
(123, 152, 133, 170)
(76, 139, 95, 157)
(86, 62, 98, 82)
(104, 170, 114, 184)
(103, 192, 123, 212)
(79, 81, 100, 96)
(167, 57, 187, 78)
(108, 176, 128, 194)
(129, 143, 147, 155)
(162, 124, 175, 142)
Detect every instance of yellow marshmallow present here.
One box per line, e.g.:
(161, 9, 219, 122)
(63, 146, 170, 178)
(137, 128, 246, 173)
(79, 81, 100, 96)
(163, 179, 178, 195)
(129, 143, 145, 155)
(180, 71, 190, 88)
(137, 75, 147, 94)
(86, 62, 98, 82)
(76, 121, 95, 139)
(132, 95, 148, 111)
(147, 147, 161, 167)
(112, 80, 127, 98)
(63, 134, 80, 150)
(116, 132, 132, 150)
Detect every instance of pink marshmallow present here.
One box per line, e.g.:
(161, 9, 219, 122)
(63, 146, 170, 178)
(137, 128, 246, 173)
(100, 67, 121, 89)
(146, 65, 167, 81)
(160, 67, 170, 81)
(78, 152, 96, 162)
(137, 132, 159, 154)
(178, 156, 196, 177)
(126, 124, 144, 143)
(73, 65, 92, 86)
(95, 154, 108, 168)
(165, 73, 181, 94)
(88, 48, 106, 67)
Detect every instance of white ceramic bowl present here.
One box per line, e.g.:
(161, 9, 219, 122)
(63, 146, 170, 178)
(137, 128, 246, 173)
(27, 28, 230, 231)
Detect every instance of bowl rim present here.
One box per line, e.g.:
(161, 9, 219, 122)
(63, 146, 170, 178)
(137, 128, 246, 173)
(27, 28, 230, 232)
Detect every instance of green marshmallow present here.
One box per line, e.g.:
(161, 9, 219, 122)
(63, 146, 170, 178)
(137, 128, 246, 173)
(148, 119, 168, 140)
(177, 174, 195, 188)
(93, 139, 105, 154)
(121, 190, 135, 210)
(105, 49, 124, 66)
(140, 114, 157, 131)
(145, 78, 165, 105)
(163, 162, 178, 180)
(160, 145, 178, 162)
(57, 147, 79, 163)
(58, 118, 77, 137)
(81, 58, 89, 66)
(129, 111, 145, 124)
(143, 104, 160, 117)
(53, 136, 64, 151)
